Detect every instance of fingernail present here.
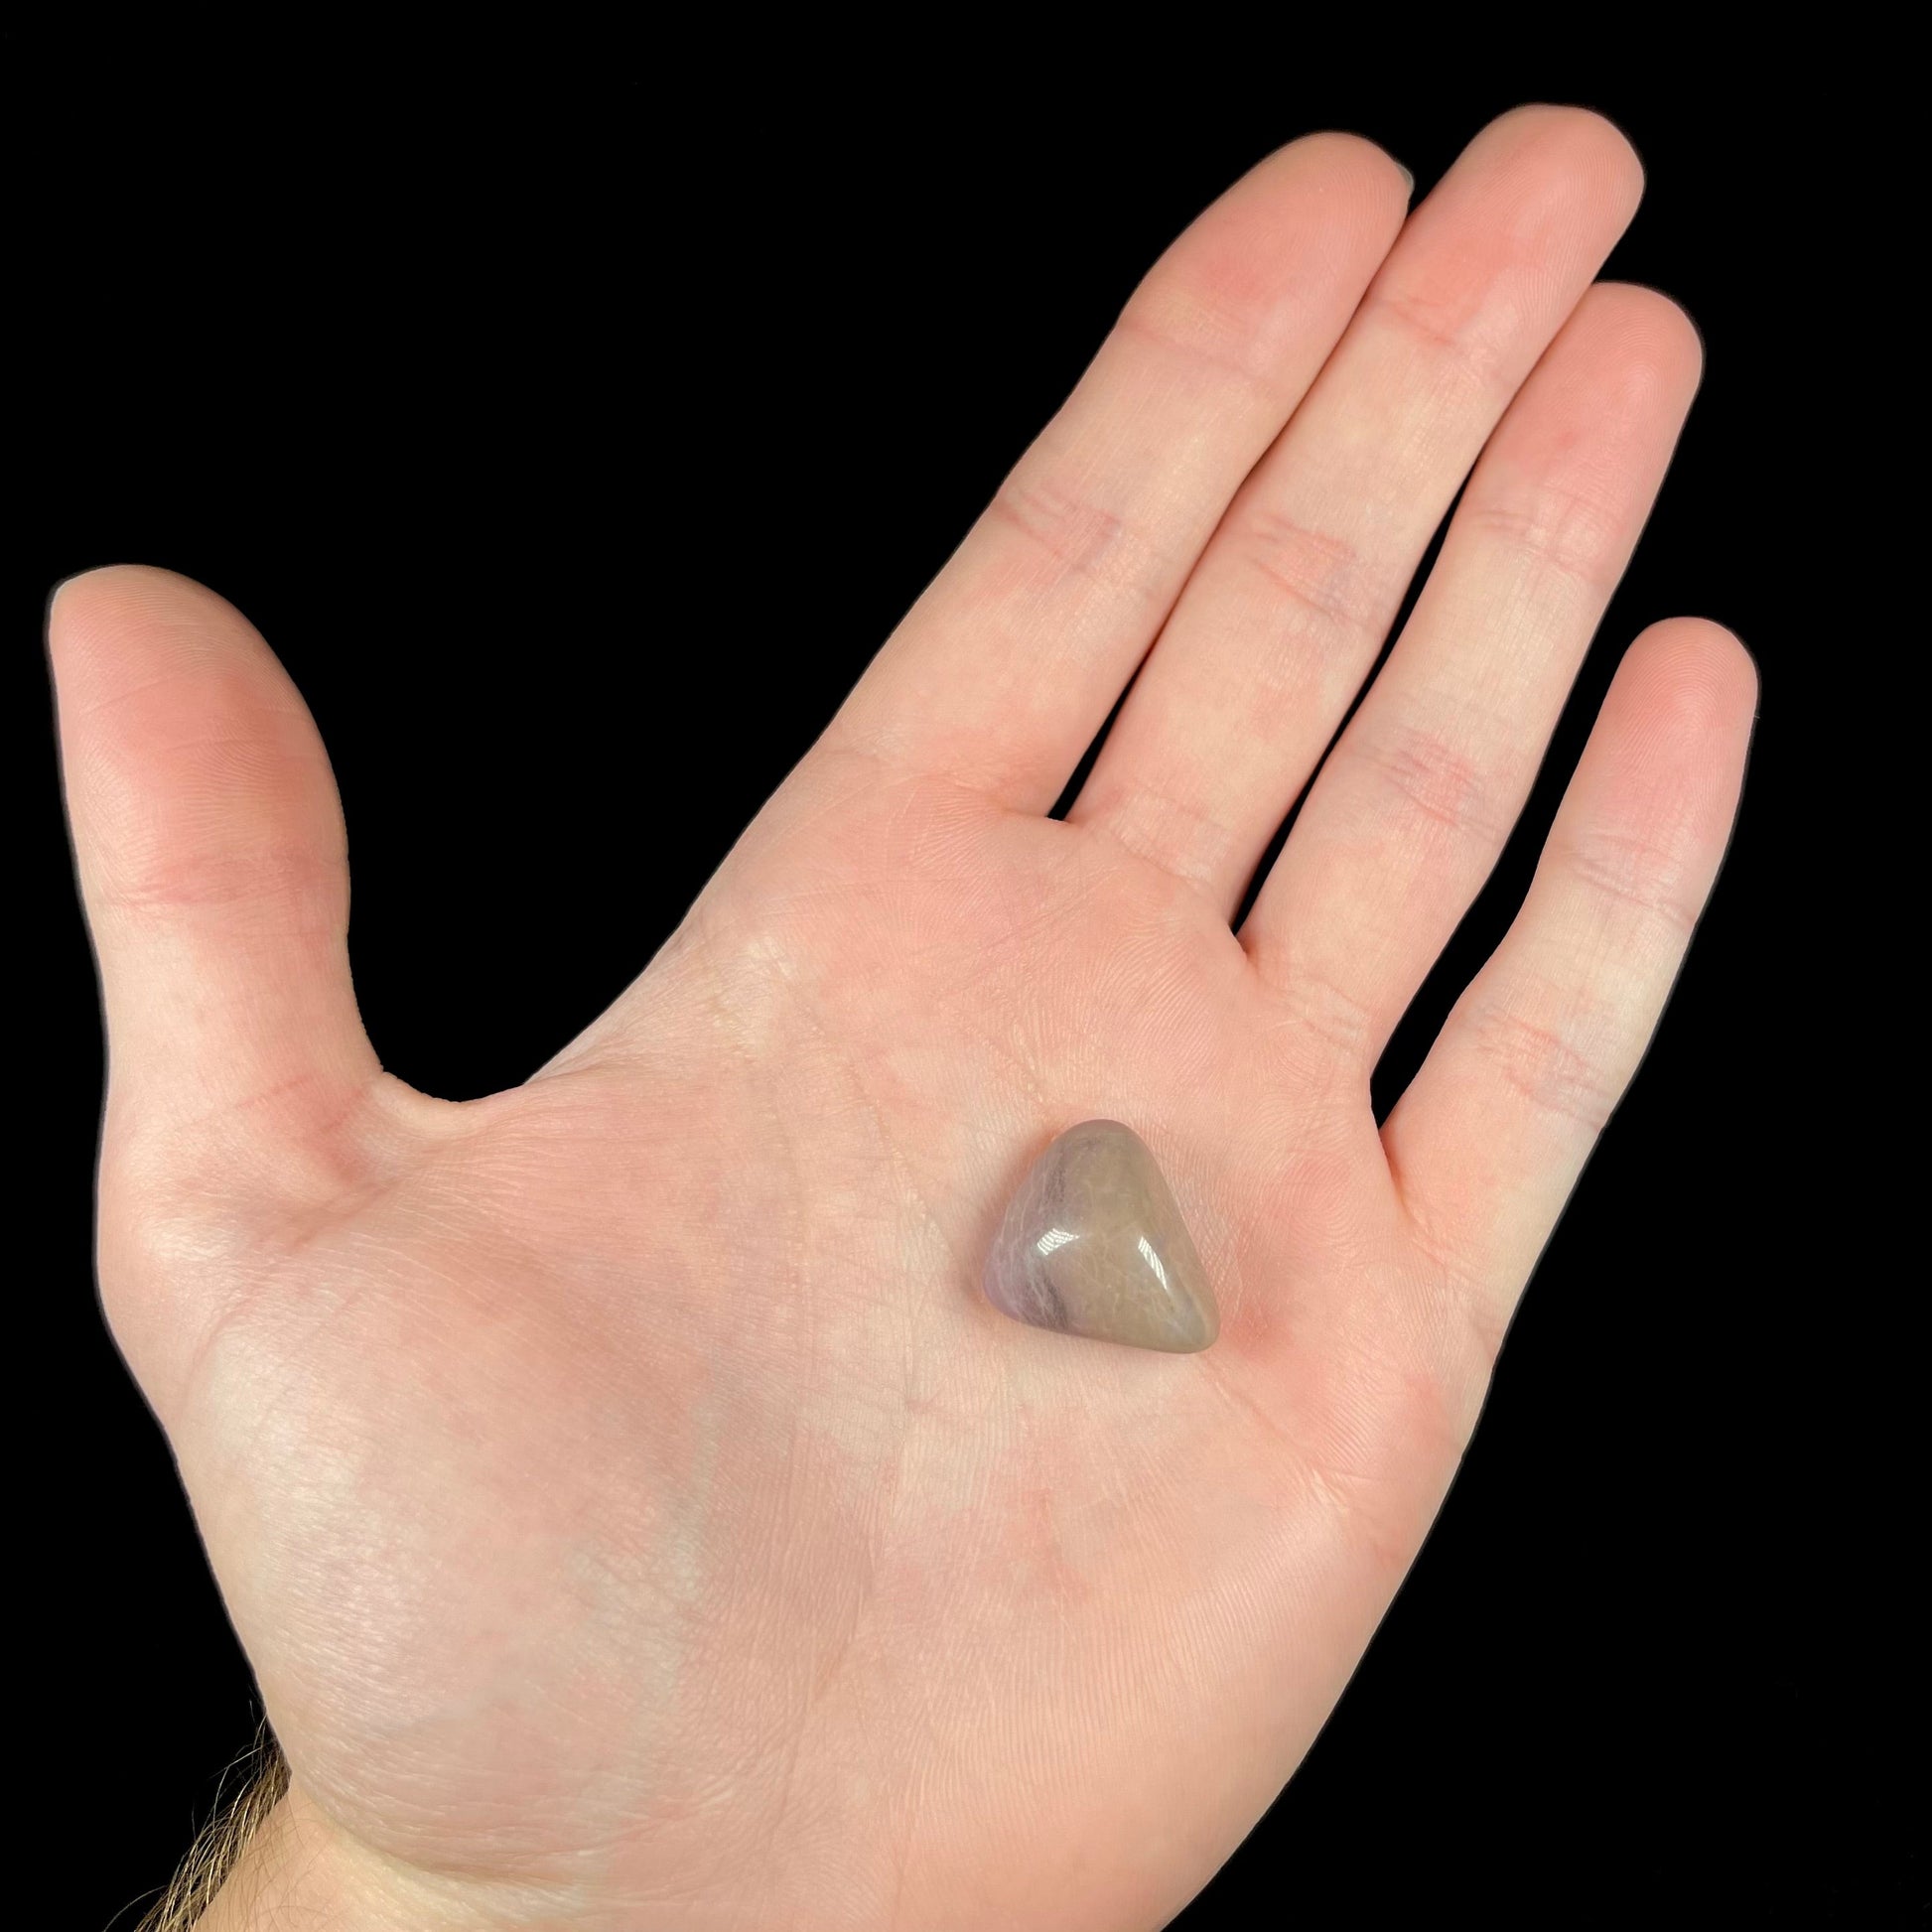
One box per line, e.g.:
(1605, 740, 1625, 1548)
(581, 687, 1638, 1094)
(1397, 164, 1416, 197)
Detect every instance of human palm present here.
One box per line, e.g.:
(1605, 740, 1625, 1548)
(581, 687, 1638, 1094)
(56, 109, 1753, 1931)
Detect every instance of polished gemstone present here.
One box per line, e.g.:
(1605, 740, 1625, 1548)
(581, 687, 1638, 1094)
(982, 1120, 1218, 1352)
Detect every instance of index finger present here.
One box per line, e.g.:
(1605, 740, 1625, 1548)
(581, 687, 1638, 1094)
(831, 133, 1411, 807)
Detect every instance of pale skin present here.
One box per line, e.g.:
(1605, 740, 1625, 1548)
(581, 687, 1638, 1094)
(54, 107, 1754, 1932)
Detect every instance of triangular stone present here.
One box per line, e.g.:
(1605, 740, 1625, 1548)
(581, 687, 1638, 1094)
(982, 1120, 1218, 1352)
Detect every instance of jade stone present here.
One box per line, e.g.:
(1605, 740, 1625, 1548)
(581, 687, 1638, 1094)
(982, 1120, 1218, 1352)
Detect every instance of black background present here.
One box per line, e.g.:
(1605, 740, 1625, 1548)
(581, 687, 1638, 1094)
(14, 36, 1918, 1930)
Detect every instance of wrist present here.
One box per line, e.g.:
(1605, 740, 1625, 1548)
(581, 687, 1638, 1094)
(199, 1785, 492, 1932)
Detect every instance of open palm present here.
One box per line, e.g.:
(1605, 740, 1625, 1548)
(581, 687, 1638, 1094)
(57, 108, 1752, 1932)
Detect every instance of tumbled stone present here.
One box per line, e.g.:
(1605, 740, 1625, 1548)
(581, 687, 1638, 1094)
(982, 1120, 1218, 1352)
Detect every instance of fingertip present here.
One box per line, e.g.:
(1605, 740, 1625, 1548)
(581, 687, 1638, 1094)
(48, 566, 271, 715)
(52, 562, 229, 633)
(1289, 129, 1416, 209)
(1555, 284, 1705, 425)
(1565, 104, 1645, 203)
(1694, 621, 1759, 712)
(51, 562, 151, 621)
(1135, 127, 1418, 383)
(1244, 129, 1415, 241)
(1469, 103, 1646, 221)
(51, 563, 156, 656)
(1627, 616, 1758, 706)
(1613, 621, 1760, 787)
(1503, 101, 1643, 173)
(1585, 282, 1705, 379)
(46, 564, 122, 653)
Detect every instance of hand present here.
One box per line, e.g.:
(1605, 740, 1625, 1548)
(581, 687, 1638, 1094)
(55, 106, 1753, 1932)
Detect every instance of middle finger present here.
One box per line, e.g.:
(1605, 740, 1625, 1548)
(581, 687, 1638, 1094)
(1067, 105, 1642, 908)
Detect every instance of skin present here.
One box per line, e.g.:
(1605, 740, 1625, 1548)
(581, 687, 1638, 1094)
(54, 106, 1754, 1932)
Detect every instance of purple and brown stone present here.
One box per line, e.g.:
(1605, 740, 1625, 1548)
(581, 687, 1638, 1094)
(982, 1120, 1218, 1352)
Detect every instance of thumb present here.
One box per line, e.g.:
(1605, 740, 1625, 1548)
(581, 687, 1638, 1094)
(52, 565, 381, 1227)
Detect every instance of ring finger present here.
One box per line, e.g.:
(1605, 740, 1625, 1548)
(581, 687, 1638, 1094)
(1242, 281, 1703, 1055)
